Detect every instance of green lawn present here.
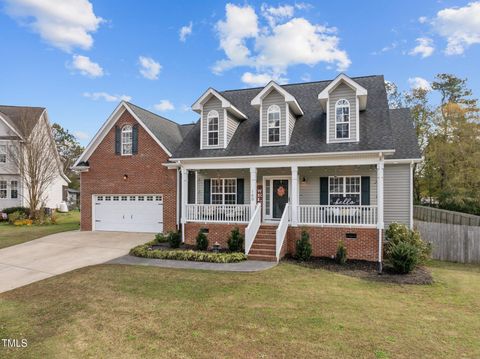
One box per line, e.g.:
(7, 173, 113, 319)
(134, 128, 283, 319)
(1, 260, 479, 358)
(0, 211, 80, 249)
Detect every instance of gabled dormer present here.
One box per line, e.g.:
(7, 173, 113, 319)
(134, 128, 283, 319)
(192, 88, 247, 150)
(318, 74, 368, 144)
(251, 81, 303, 147)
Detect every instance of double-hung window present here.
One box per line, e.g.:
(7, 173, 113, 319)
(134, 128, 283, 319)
(0, 145, 6, 163)
(267, 105, 281, 143)
(329, 176, 360, 205)
(10, 181, 18, 199)
(207, 110, 219, 146)
(335, 99, 350, 139)
(121, 125, 133, 155)
(211, 178, 237, 205)
(0, 181, 6, 199)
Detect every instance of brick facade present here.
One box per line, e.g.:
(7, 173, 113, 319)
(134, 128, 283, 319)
(80, 109, 178, 232)
(287, 227, 380, 261)
(184, 223, 247, 249)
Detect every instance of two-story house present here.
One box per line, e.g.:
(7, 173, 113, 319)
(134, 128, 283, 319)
(74, 74, 421, 264)
(0, 105, 69, 211)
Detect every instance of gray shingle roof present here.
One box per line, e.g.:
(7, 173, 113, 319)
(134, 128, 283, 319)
(389, 108, 421, 159)
(126, 102, 192, 153)
(0, 105, 45, 138)
(171, 75, 418, 160)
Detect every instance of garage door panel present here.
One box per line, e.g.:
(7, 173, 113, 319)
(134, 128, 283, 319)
(93, 194, 163, 233)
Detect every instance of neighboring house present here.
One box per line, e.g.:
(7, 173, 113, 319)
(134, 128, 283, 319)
(0, 105, 69, 211)
(73, 74, 421, 263)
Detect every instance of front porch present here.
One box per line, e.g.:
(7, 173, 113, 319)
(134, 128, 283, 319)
(180, 161, 385, 262)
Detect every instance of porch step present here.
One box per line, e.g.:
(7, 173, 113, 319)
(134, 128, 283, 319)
(255, 233, 276, 240)
(253, 238, 276, 245)
(248, 254, 277, 262)
(251, 243, 275, 250)
(249, 248, 276, 256)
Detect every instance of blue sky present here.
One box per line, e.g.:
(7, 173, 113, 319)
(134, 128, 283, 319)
(1, 0, 479, 145)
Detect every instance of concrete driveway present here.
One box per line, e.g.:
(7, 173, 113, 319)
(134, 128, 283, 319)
(0, 231, 152, 293)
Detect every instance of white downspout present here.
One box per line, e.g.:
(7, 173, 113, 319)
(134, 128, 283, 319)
(377, 153, 384, 273)
(180, 167, 188, 243)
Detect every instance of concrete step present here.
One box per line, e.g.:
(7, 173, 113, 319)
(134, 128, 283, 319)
(249, 248, 276, 256)
(248, 254, 277, 262)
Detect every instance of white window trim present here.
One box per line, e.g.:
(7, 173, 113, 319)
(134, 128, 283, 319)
(328, 175, 361, 205)
(10, 180, 18, 199)
(206, 110, 220, 147)
(0, 180, 7, 199)
(0, 144, 7, 163)
(335, 99, 350, 140)
(267, 105, 281, 144)
(210, 177, 237, 205)
(121, 125, 133, 156)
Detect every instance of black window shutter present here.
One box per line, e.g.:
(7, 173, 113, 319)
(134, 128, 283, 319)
(320, 177, 329, 205)
(115, 126, 121, 155)
(132, 124, 139, 154)
(361, 176, 370, 205)
(188, 171, 196, 204)
(204, 179, 211, 204)
(236, 178, 244, 204)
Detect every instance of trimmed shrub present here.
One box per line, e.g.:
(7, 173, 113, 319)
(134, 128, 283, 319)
(2, 207, 29, 216)
(227, 227, 244, 252)
(130, 244, 247, 263)
(196, 230, 209, 251)
(295, 229, 312, 261)
(168, 231, 182, 248)
(385, 223, 431, 264)
(335, 241, 347, 265)
(8, 211, 26, 224)
(389, 242, 419, 274)
(154, 233, 168, 244)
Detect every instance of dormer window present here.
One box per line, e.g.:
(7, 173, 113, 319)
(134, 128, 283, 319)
(335, 99, 350, 139)
(121, 125, 133, 155)
(207, 110, 219, 146)
(267, 105, 281, 143)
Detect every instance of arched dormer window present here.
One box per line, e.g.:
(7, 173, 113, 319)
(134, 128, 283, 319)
(121, 125, 133, 155)
(207, 110, 219, 146)
(267, 105, 281, 143)
(335, 99, 350, 139)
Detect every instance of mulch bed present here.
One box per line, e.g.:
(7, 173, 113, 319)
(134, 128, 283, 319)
(151, 242, 231, 253)
(285, 256, 433, 285)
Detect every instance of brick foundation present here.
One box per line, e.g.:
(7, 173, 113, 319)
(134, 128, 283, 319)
(80, 109, 178, 232)
(287, 226, 380, 261)
(184, 223, 247, 249)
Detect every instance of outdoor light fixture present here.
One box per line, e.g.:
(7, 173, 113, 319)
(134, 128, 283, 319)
(302, 176, 307, 183)
(213, 242, 220, 253)
(123, 174, 128, 181)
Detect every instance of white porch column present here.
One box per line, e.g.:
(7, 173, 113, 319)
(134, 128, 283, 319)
(291, 165, 298, 226)
(249, 167, 257, 216)
(181, 167, 188, 242)
(377, 155, 385, 270)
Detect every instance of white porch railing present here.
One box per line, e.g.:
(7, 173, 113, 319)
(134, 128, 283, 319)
(297, 205, 377, 226)
(185, 204, 251, 223)
(245, 203, 261, 255)
(276, 203, 290, 261)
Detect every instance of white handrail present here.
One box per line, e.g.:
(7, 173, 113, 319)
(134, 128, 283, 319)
(297, 205, 377, 226)
(185, 204, 251, 223)
(276, 203, 290, 261)
(245, 203, 261, 255)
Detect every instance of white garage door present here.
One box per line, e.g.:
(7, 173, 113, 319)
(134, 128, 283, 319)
(93, 194, 163, 233)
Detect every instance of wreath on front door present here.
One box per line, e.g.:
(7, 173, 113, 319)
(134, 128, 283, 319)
(276, 185, 286, 197)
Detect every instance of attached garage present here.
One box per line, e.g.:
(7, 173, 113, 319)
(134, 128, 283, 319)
(93, 194, 163, 233)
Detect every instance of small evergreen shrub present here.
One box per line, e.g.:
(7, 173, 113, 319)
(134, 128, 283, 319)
(154, 233, 168, 244)
(227, 227, 244, 252)
(295, 229, 312, 261)
(389, 242, 419, 274)
(8, 211, 26, 224)
(2, 207, 29, 216)
(385, 223, 431, 264)
(168, 231, 182, 248)
(335, 241, 348, 265)
(196, 230, 209, 251)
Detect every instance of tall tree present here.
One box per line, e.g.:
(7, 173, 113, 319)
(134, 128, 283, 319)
(52, 123, 84, 189)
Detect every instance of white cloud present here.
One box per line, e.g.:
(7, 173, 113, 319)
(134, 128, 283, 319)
(154, 100, 175, 112)
(181, 104, 191, 112)
(83, 92, 131, 102)
(433, 1, 480, 55)
(408, 77, 432, 91)
(73, 131, 91, 141)
(241, 72, 287, 86)
(4, 0, 103, 52)
(70, 55, 103, 77)
(418, 16, 428, 24)
(213, 3, 350, 79)
(138, 56, 161, 80)
(409, 37, 435, 58)
(179, 22, 193, 42)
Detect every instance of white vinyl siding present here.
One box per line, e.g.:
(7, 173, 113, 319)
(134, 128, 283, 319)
(288, 108, 296, 140)
(226, 112, 240, 145)
(261, 89, 287, 146)
(201, 97, 225, 149)
(328, 83, 358, 143)
(384, 164, 411, 226)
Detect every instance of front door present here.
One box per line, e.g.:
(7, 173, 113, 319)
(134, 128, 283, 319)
(272, 180, 289, 219)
